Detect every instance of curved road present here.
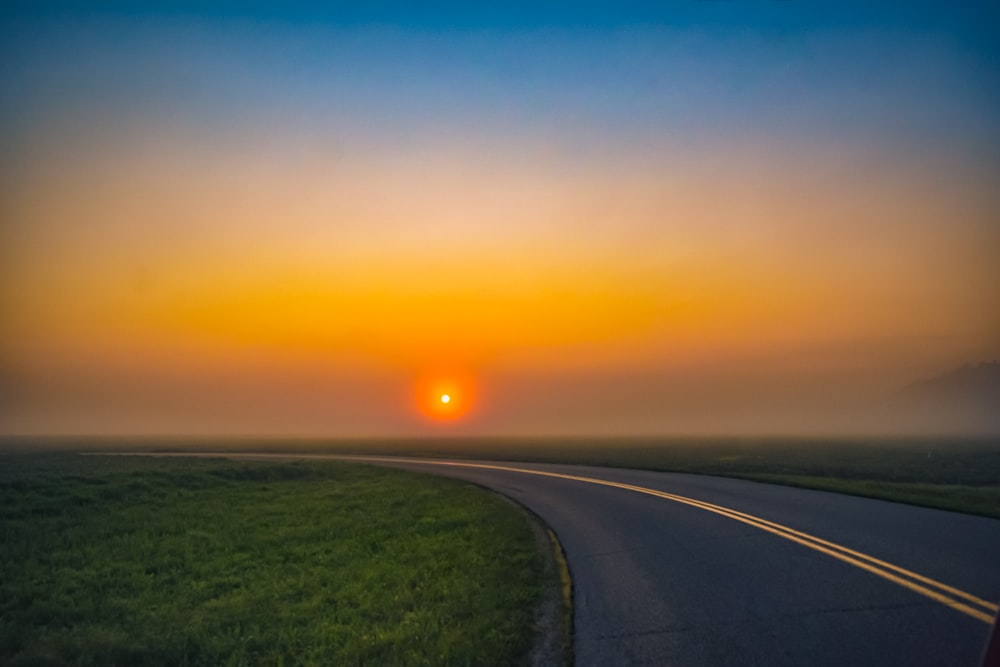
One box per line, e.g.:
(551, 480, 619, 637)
(147, 453, 1000, 665)
(358, 457, 1000, 666)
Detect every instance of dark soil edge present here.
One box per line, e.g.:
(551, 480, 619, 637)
(488, 492, 574, 667)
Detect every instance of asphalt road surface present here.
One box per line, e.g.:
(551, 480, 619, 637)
(145, 454, 1000, 666)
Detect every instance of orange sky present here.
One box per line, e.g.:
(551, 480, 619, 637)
(2, 12, 998, 435)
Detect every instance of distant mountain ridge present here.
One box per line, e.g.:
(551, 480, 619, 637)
(907, 361, 1000, 400)
(900, 362, 1000, 434)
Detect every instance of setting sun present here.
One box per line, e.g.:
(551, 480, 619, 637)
(413, 373, 476, 424)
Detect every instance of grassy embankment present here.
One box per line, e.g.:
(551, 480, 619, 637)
(387, 437, 1000, 519)
(389, 437, 1000, 519)
(0, 453, 560, 666)
(49, 436, 1000, 519)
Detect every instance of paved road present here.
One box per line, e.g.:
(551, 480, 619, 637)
(336, 456, 1000, 666)
(145, 453, 1000, 666)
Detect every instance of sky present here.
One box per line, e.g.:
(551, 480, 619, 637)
(2, 2, 998, 436)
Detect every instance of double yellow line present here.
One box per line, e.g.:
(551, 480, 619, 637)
(335, 455, 999, 624)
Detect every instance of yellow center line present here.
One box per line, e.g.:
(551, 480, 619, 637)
(329, 455, 998, 624)
(634, 483, 999, 613)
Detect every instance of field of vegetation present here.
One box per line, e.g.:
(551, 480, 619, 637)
(0, 453, 560, 666)
(34, 435, 1000, 519)
(356, 436, 1000, 519)
(382, 436, 1000, 518)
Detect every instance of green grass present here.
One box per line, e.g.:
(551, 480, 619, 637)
(366, 437, 999, 518)
(351, 436, 1000, 518)
(0, 453, 554, 666)
(730, 474, 1000, 518)
(31, 435, 998, 518)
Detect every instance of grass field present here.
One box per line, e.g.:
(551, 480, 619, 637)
(22, 435, 999, 519)
(0, 453, 559, 666)
(350, 436, 999, 519)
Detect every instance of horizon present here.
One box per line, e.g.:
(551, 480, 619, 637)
(2, 3, 999, 437)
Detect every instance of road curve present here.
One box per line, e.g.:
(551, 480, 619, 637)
(137, 453, 1000, 666)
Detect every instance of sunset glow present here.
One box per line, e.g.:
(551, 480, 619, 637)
(1, 4, 997, 436)
(413, 374, 475, 424)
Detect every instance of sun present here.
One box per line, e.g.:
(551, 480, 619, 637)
(415, 373, 474, 422)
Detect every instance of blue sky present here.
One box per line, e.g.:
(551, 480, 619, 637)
(3, 2, 998, 156)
